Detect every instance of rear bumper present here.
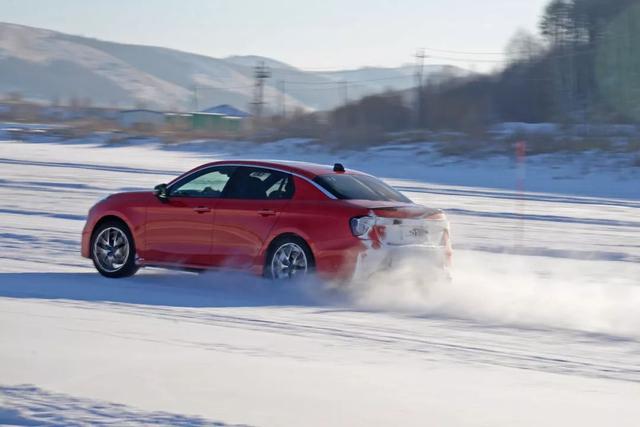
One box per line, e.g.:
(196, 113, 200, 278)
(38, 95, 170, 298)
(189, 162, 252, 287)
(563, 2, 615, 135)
(351, 243, 450, 282)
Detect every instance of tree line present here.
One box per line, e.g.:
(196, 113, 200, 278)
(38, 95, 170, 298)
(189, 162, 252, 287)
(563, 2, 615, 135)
(418, 0, 640, 129)
(282, 0, 640, 141)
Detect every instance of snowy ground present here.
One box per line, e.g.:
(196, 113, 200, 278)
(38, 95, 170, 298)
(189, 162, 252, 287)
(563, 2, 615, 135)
(1, 135, 639, 426)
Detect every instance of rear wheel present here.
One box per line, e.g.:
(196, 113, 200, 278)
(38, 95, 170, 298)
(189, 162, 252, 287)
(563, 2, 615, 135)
(91, 220, 139, 278)
(265, 236, 314, 280)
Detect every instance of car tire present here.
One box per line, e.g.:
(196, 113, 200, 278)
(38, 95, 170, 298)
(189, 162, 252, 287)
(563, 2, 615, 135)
(265, 235, 315, 280)
(91, 220, 139, 278)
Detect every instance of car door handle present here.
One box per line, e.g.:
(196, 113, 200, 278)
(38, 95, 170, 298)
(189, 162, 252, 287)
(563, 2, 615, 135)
(258, 209, 277, 217)
(193, 206, 211, 214)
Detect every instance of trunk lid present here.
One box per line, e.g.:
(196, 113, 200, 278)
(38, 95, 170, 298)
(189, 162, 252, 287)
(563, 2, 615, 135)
(344, 200, 440, 218)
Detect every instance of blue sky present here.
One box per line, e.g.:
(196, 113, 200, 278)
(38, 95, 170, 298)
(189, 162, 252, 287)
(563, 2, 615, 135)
(0, 0, 550, 70)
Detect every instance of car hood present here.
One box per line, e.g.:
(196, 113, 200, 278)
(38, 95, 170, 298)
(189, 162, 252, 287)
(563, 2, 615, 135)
(105, 191, 152, 200)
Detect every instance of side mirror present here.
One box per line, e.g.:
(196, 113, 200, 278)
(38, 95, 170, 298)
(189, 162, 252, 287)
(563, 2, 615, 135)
(153, 183, 169, 201)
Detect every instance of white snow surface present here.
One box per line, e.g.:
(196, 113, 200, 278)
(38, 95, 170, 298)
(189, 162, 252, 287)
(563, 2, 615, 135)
(0, 135, 639, 426)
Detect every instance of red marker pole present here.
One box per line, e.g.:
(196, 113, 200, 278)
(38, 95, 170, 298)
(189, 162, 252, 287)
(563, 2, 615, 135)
(515, 141, 527, 250)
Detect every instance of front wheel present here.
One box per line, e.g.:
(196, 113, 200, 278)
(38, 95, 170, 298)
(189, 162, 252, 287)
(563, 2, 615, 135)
(265, 236, 314, 280)
(91, 221, 139, 278)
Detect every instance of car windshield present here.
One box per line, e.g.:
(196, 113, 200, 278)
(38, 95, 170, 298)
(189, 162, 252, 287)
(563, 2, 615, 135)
(314, 174, 411, 202)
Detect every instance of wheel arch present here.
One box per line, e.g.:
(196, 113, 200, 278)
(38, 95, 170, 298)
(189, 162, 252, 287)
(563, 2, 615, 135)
(260, 232, 316, 274)
(89, 214, 135, 257)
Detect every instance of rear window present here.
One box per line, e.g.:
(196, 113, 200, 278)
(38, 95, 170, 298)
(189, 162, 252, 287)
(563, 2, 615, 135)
(314, 174, 411, 202)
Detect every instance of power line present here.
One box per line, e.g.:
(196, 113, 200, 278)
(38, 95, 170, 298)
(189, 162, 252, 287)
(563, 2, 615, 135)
(422, 47, 601, 64)
(425, 54, 507, 64)
(194, 84, 254, 92)
(292, 43, 604, 71)
(284, 75, 413, 86)
(423, 47, 507, 55)
(192, 46, 592, 107)
(295, 66, 404, 73)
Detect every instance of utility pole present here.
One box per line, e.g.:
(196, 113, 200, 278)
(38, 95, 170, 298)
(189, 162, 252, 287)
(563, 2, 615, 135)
(414, 48, 426, 128)
(340, 80, 349, 105)
(278, 79, 286, 118)
(251, 61, 271, 120)
(193, 86, 199, 111)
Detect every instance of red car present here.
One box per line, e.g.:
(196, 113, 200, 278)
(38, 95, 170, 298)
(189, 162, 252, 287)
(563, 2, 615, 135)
(81, 160, 452, 282)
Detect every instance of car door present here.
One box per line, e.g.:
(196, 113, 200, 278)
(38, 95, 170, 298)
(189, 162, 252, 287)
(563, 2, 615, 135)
(211, 166, 294, 269)
(144, 165, 235, 267)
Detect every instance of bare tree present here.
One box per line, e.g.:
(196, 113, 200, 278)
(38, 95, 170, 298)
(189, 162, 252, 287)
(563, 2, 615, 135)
(505, 30, 546, 65)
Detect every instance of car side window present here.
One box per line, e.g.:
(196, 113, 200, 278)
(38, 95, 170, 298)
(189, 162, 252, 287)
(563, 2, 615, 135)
(223, 167, 294, 200)
(170, 166, 235, 198)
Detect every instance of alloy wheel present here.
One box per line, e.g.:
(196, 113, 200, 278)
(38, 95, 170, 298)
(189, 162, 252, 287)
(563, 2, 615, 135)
(271, 242, 309, 279)
(93, 227, 130, 273)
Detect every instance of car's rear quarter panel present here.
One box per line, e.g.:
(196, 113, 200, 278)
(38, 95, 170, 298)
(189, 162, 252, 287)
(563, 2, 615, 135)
(259, 177, 368, 280)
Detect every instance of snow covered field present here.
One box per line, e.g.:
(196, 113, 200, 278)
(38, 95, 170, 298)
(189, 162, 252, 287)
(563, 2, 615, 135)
(1, 135, 639, 426)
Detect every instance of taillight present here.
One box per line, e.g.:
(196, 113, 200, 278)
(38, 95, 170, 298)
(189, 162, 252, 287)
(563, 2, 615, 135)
(350, 215, 375, 239)
(426, 211, 446, 221)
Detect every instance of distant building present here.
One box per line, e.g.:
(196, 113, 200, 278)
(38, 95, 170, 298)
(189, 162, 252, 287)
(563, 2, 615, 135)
(200, 104, 251, 119)
(118, 109, 165, 128)
(187, 104, 250, 133)
(165, 113, 192, 131)
(190, 112, 243, 133)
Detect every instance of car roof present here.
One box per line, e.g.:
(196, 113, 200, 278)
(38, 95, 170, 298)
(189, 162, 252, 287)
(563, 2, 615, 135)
(198, 159, 366, 179)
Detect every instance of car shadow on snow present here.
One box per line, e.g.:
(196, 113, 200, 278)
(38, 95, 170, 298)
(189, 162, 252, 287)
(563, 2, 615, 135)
(0, 271, 332, 308)
(0, 384, 249, 426)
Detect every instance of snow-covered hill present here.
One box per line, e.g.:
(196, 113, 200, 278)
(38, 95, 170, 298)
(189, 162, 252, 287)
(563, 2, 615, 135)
(0, 22, 467, 111)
